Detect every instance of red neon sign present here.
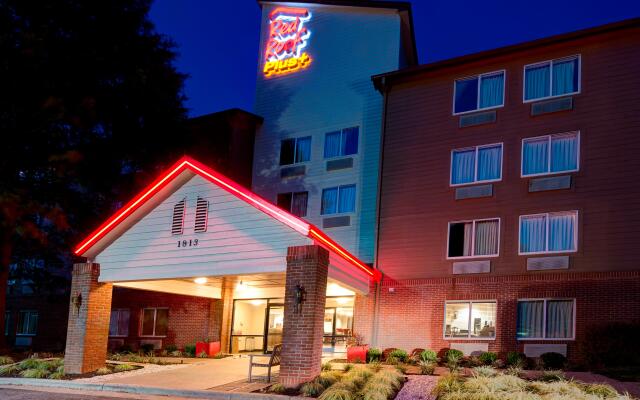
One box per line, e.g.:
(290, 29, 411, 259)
(263, 7, 312, 77)
(74, 156, 379, 282)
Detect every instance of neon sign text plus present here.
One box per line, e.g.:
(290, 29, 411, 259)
(263, 7, 312, 77)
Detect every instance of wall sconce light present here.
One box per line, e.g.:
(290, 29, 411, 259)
(72, 292, 82, 315)
(294, 283, 306, 314)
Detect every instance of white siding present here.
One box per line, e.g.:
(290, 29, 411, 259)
(96, 175, 311, 282)
(253, 4, 406, 263)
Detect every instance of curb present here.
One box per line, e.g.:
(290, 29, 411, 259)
(0, 378, 286, 399)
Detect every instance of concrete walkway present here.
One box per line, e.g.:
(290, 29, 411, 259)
(77, 356, 278, 391)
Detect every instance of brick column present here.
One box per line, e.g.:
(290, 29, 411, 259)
(219, 277, 234, 353)
(64, 263, 112, 374)
(280, 245, 329, 388)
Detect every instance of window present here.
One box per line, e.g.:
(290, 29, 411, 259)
(522, 132, 579, 177)
(277, 191, 308, 217)
(280, 137, 311, 165)
(448, 218, 500, 258)
(16, 311, 38, 336)
(140, 308, 168, 337)
(171, 198, 186, 235)
(324, 127, 359, 158)
(524, 56, 580, 101)
(519, 211, 578, 254)
(321, 185, 356, 215)
(444, 301, 496, 339)
(109, 309, 130, 337)
(451, 143, 503, 186)
(4, 312, 9, 336)
(517, 299, 575, 339)
(454, 71, 505, 114)
(194, 197, 209, 233)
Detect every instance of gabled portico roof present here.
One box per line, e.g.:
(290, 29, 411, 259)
(74, 156, 380, 281)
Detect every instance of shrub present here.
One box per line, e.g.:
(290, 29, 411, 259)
(169, 350, 183, 357)
(540, 369, 565, 382)
(269, 383, 286, 394)
(465, 356, 483, 367)
(197, 351, 208, 358)
(540, 352, 567, 370)
(446, 349, 464, 360)
(301, 380, 325, 397)
(434, 373, 462, 395)
(0, 356, 14, 365)
(446, 349, 463, 372)
(478, 352, 498, 365)
(506, 351, 526, 368)
(342, 363, 353, 372)
(318, 386, 353, 400)
(395, 363, 407, 374)
(140, 344, 155, 354)
(418, 360, 435, 375)
(19, 358, 43, 370)
(113, 363, 136, 372)
(164, 344, 178, 353)
(420, 350, 438, 363)
(184, 344, 196, 357)
(0, 364, 20, 376)
(472, 366, 498, 377)
(505, 366, 522, 377)
(96, 367, 111, 375)
(48, 371, 65, 380)
(581, 383, 619, 397)
(375, 368, 404, 390)
(387, 349, 409, 364)
(317, 371, 339, 388)
(367, 348, 382, 363)
(20, 368, 49, 378)
(367, 361, 382, 372)
(321, 362, 332, 371)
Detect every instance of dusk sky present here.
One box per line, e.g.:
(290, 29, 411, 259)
(150, 0, 640, 117)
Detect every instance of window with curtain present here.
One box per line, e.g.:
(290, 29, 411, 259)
(448, 218, 500, 258)
(321, 185, 356, 215)
(522, 132, 579, 176)
(276, 191, 308, 217)
(444, 301, 496, 339)
(280, 136, 311, 165)
(519, 211, 578, 254)
(16, 310, 38, 336)
(141, 308, 168, 337)
(324, 127, 359, 158)
(524, 56, 580, 101)
(454, 71, 505, 114)
(109, 309, 130, 337)
(451, 144, 503, 185)
(517, 299, 574, 339)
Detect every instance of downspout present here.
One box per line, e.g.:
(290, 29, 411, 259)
(371, 77, 389, 347)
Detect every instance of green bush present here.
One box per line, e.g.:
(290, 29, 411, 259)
(301, 380, 325, 397)
(0, 356, 15, 365)
(184, 344, 196, 357)
(269, 383, 286, 394)
(446, 349, 464, 360)
(419, 350, 438, 363)
(478, 352, 498, 365)
(471, 366, 498, 377)
(113, 363, 136, 372)
(540, 352, 567, 370)
(164, 344, 178, 353)
(96, 367, 111, 375)
(321, 362, 332, 371)
(20, 368, 49, 378)
(317, 371, 339, 388)
(506, 351, 526, 367)
(387, 349, 409, 364)
(540, 369, 565, 382)
(318, 386, 353, 400)
(197, 351, 208, 358)
(19, 358, 43, 370)
(580, 383, 619, 397)
(446, 349, 464, 372)
(342, 363, 353, 372)
(418, 360, 435, 375)
(367, 361, 382, 372)
(434, 373, 462, 395)
(48, 371, 65, 380)
(366, 348, 382, 363)
(0, 364, 20, 376)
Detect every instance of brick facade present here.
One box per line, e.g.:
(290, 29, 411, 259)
(110, 287, 221, 351)
(356, 271, 640, 364)
(280, 245, 329, 388)
(64, 263, 112, 374)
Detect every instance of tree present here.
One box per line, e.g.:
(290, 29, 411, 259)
(0, 0, 187, 347)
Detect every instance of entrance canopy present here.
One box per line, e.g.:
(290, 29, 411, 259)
(74, 156, 379, 295)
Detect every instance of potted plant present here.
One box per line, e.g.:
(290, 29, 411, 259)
(346, 333, 368, 363)
(195, 338, 221, 357)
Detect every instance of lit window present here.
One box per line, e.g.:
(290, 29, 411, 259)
(321, 185, 356, 215)
(280, 137, 311, 165)
(277, 191, 308, 217)
(451, 143, 503, 185)
(109, 309, 130, 337)
(324, 127, 359, 158)
(517, 299, 575, 339)
(141, 308, 168, 337)
(524, 56, 580, 101)
(444, 301, 496, 339)
(519, 211, 578, 254)
(454, 71, 505, 114)
(522, 132, 579, 177)
(16, 310, 38, 336)
(448, 218, 500, 258)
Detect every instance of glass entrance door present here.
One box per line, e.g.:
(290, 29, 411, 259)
(323, 297, 354, 353)
(264, 304, 284, 353)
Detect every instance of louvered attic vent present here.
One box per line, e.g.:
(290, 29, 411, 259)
(194, 197, 209, 233)
(171, 198, 186, 235)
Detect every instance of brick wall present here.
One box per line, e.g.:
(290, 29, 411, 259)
(361, 271, 640, 364)
(280, 245, 329, 387)
(110, 287, 221, 351)
(5, 295, 68, 351)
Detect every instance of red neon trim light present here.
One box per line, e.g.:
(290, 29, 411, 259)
(74, 156, 378, 281)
